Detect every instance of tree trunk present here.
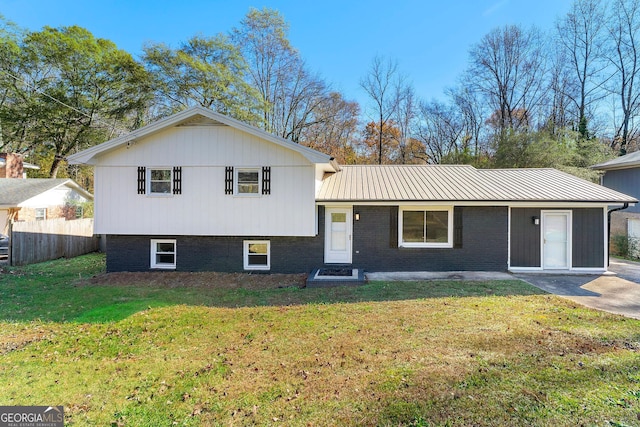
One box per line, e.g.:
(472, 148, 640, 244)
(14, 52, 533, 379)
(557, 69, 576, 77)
(49, 156, 62, 178)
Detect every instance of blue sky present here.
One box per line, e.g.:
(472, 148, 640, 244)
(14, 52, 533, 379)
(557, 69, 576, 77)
(2, 0, 572, 107)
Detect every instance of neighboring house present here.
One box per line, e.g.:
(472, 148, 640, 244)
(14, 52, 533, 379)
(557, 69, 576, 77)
(0, 178, 93, 235)
(68, 106, 636, 274)
(592, 151, 640, 254)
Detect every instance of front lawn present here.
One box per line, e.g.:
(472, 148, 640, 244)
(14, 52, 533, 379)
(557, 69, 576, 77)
(0, 254, 639, 426)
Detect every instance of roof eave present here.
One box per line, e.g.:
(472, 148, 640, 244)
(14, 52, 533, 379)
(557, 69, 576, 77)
(68, 106, 333, 166)
(315, 198, 638, 204)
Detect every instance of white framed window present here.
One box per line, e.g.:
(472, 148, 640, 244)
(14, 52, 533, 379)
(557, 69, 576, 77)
(35, 208, 47, 221)
(399, 206, 453, 248)
(150, 239, 176, 269)
(236, 168, 260, 195)
(243, 240, 270, 270)
(75, 205, 84, 219)
(149, 168, 172, 195)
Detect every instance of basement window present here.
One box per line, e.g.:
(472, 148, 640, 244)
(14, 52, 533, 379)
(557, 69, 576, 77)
(150, 239, 176, 269)
(244, 240, 270, 270)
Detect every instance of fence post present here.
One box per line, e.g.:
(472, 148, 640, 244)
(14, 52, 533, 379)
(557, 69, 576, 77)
(7, 221, 12, 267)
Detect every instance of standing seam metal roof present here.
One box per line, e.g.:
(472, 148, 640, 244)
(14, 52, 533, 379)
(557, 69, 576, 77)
(316, 165, 637, 203)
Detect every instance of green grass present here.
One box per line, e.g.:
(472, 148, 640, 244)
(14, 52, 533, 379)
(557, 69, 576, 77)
(1, 254, 639, 426)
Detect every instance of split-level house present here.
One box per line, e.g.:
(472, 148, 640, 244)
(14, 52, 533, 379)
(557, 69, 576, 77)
(68, 107, 637, 274)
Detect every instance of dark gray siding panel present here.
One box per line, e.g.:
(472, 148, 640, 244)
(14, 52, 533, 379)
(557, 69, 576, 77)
(572, 208, 604, 268)
(351, 205, 508, 271)
(603, 169, 640, 213)
(510, 208, 605, 269)
(510, 208, 541, 267)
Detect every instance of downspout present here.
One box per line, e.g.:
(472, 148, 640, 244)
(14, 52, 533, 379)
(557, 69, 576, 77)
(608, 202, 629, 266)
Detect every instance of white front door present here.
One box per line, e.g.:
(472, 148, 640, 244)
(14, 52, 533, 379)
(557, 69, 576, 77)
(542, 211, 571, 269)
(324, 207, 352, 264)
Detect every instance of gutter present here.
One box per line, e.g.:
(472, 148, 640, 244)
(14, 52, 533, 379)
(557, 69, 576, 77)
(608, 202, 630, 266)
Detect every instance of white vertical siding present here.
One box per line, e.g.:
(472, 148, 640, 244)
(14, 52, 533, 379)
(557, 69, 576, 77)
(93, 124, 317, 236)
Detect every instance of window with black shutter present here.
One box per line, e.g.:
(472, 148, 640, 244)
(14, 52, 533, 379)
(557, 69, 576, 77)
(138, 166, 183, 195)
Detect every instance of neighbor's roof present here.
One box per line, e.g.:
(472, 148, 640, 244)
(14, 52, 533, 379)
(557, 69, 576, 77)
(0, 178, 93, 207)
(67, 106, 337, 169)
(0, 158, 40, 170)
(316, 165, 637, 203)
(592, 151, 640, 171)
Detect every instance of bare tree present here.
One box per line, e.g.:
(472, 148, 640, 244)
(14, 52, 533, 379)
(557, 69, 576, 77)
(299, 92, 360, 163)
(467, 25, 547, 133)
(607, 0, 640, 154)
(360, 55, 407, 164)
(232, 8, 337, 145)
(414, 100, 465, 164)
(544, 44, 577, 134)
(394, 85, 419, 164)
(447, 86, 488, 157)
(556, 0, 608, 137)
(271, 59, 328, 143)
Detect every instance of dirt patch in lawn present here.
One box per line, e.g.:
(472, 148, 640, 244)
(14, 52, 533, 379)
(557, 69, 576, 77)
(85, 271, 307, 290)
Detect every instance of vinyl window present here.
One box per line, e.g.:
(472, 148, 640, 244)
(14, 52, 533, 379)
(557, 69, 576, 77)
(35, 208, 47, 221)
(237, 169, 260, 195)
(150, 239, 176, 269)
(399, 207, 453, 248)
(149, 168, 172, 195)
(244, 240, 270, 270)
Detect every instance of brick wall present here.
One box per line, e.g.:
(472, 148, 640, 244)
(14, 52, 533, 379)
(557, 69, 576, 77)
(17, 205, 79, 222)
(352, 205, 509, 271)
(106, 205, 510, 273)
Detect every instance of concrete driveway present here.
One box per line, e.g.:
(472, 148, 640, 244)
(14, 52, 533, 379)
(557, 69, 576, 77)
(515, 258, 640, 320)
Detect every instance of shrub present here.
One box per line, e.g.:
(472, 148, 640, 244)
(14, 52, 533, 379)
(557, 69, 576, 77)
(612, 234, 629, 258)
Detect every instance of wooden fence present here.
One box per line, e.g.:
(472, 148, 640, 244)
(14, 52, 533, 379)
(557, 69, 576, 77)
(9, 218, 99, 266)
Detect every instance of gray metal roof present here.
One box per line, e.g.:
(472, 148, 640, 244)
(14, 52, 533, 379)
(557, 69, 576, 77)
(0, 178, 93, 206)
(317, 165, 637, 203)
(592, 151, 640, 171)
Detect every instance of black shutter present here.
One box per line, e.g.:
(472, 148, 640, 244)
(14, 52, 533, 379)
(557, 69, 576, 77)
(389, 206, 399, 248)
(225, 166, 234, 194)
(137, 166, 146, 194)
(173, 167, 182, 194)
(453, 206, 463, 248)
(262, 166, 271, 195)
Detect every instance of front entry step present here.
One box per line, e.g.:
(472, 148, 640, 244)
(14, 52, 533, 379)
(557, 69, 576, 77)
(306, 267, 366, 288)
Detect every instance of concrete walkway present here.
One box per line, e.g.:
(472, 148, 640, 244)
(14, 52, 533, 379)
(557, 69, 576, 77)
(366, 258, 640, 320)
